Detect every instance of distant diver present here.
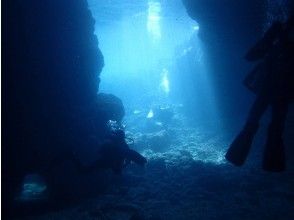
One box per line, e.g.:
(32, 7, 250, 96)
(70, 127, 147, 174)
(225, 15, 294, 172)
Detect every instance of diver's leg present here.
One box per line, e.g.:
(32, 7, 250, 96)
(246, 91, 271, 124)
(262, 99, 288, 172)
(226, 92, 270, 166)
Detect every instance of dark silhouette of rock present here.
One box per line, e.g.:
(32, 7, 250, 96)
(2, 0, 109, 217)
(96, 93, 125, 124)
(180, 0, 267, 125)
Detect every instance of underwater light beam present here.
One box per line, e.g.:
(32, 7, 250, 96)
(160, 68, 170, 95)
(147, 1, 161, 41)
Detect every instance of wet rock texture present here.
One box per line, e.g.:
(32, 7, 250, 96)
(20, 155, 294, 220)
(19, 106, 294, 220)
(4, 0, 294, 219)
(3, 0, 105, 215)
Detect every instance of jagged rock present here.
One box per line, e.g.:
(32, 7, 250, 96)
(3, 0, 105, 216)
(96, 93, 125, 124)
(135, 130, 171, 153)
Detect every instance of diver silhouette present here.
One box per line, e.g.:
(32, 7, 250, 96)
(225, 15, 294, 172)
(70, 128, 147, 174)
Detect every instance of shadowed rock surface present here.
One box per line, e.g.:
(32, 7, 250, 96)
(2, 0, 294, 219)
(2, 0, 107, 217)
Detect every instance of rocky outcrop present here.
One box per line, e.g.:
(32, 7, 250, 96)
(181, 0, 267, 124)
(96, 93, 125, 124)
(2, 0, 108, 215)
(181, 0, 293, 121)
(182, 0, 266, 43)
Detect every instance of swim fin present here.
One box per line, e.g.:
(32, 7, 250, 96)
(225, 123, 258, 166)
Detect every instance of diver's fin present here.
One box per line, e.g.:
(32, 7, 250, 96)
(225, 123, 258, 166)
(262, 132, 285, 172)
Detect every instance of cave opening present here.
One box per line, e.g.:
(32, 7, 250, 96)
(88, 0, 225, 164)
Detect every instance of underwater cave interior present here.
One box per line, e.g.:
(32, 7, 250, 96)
(4, 0, 294, 219)
(88, 0, 224, 165)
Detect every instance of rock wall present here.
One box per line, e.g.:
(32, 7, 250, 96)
(2, 0, 107, 215)
(181, 0, 267, 126)
(182, 0, 294, 158)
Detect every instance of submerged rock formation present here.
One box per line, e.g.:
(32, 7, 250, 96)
(181, 0, 267, 126)
(96, 93, 125, 124)
(2, 0, 116, 216)
(181, 0, 294, 166)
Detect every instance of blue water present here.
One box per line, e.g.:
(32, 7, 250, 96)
(88, 0, 200, 106)
(9, 1, 294, 219)
(88, 0, 224, 163)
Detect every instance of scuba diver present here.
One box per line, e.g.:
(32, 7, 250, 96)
(28, 122, 146, 206)
(225, 15, 294, 172)
(70, 125, 147, 174)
